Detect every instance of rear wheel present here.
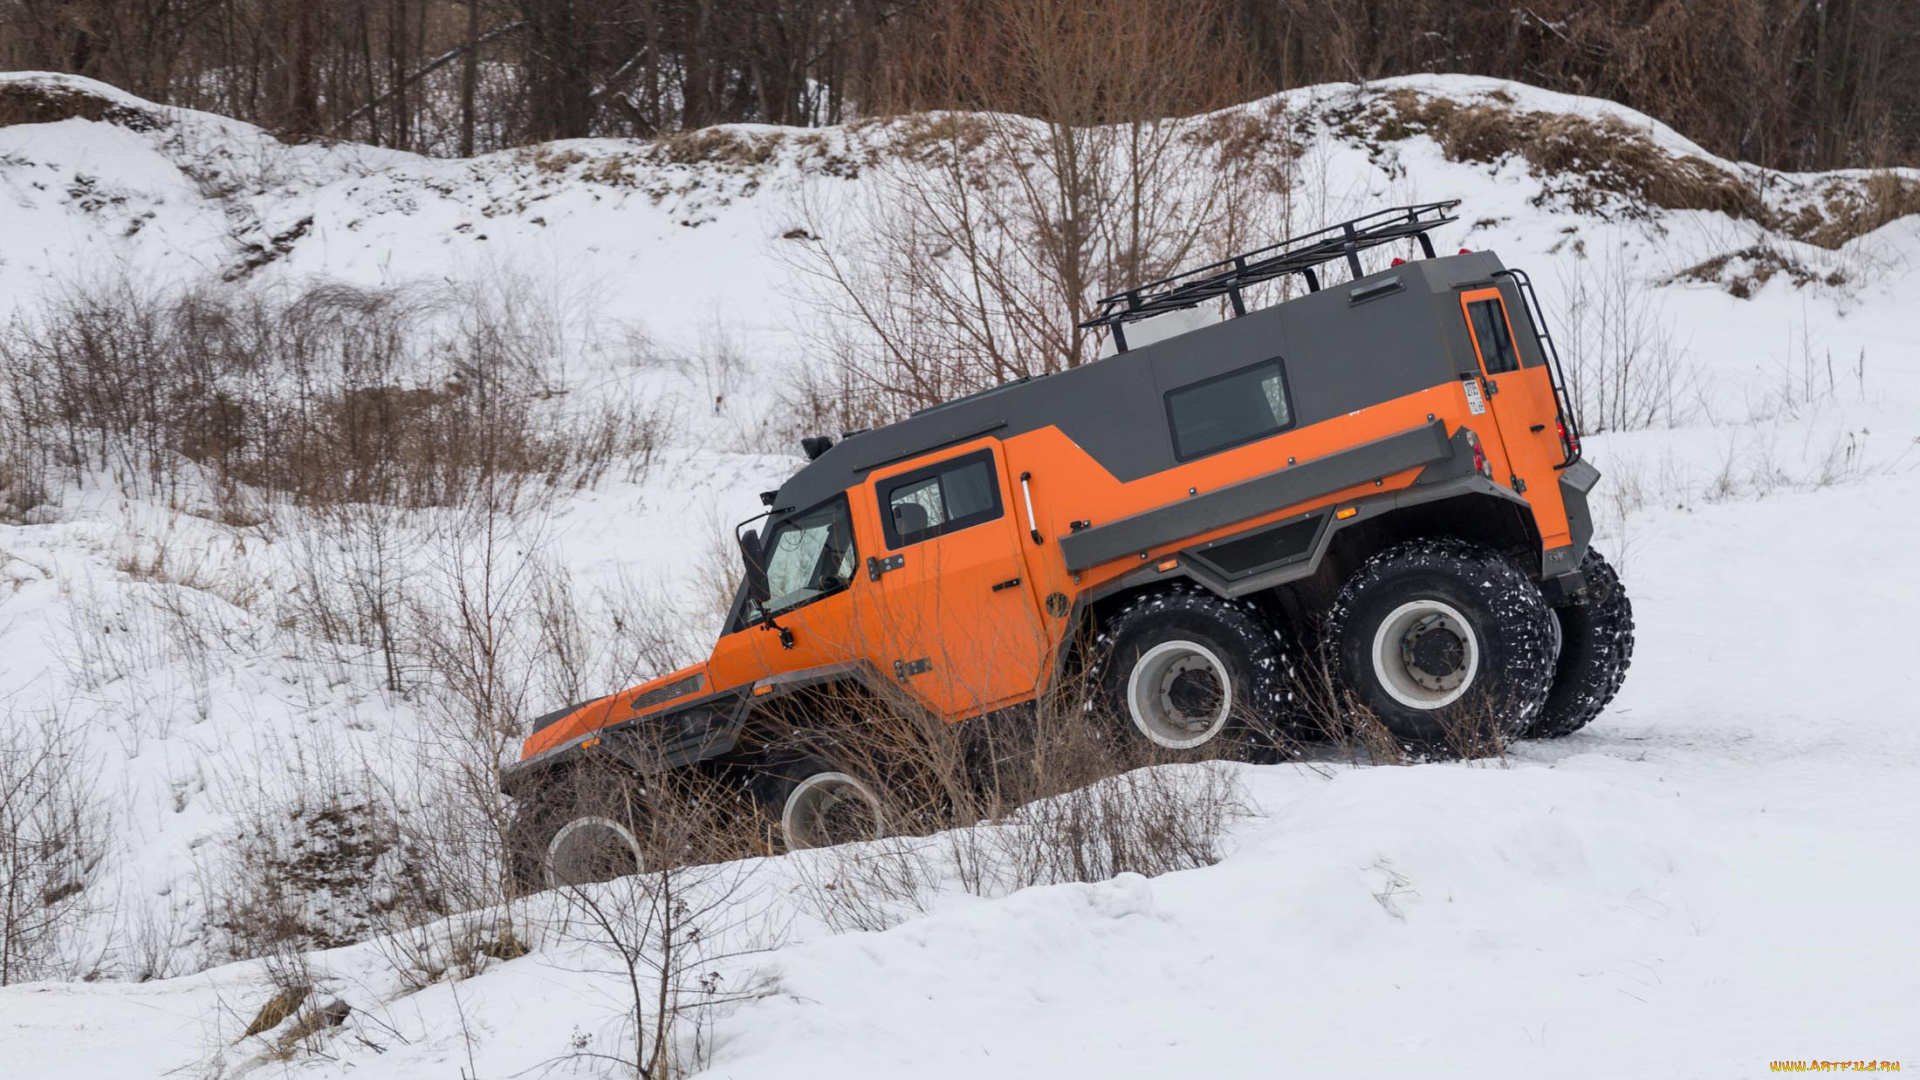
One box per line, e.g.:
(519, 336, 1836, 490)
(1327, 538, 1556, 752)
(1092, 588, 1293, 753)
(1525, 548, 1635, 738)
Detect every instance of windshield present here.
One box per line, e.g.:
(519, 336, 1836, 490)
(756, 497, 857, 618)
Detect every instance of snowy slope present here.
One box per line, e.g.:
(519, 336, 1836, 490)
(4, 470, 1917, 1078)
(2, 71, 1918, 1078)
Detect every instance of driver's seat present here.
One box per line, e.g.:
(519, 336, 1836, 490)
(892, 502, 931, 543)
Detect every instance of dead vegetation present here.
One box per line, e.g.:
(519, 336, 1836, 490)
(1664, 244, 1848, 299)
(1359, 89, 1768, 224)
(0, 275, 671, 515)
(1354, 89, 1920, 250)
(0, 79, 161, 132)
(0, 708, 107, 986)
(1789, 170, 1920, 248)
(781, 0, 1277, 434)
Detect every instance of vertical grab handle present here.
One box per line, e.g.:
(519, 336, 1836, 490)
(1019, 471, 1042, 545)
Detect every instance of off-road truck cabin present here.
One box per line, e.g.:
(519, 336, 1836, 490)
(502, 202, 1634, 887)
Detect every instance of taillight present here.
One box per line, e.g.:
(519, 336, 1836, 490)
(1555, 417, 1578, 458)
(1465, 429, 1492, 479)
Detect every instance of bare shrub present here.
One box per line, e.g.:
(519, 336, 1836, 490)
(1553, 246, 1699, 433)
(206, 752, 441, 962)
(542, 764, 780, 1079)
(0, 708, 109, 985)
(0, 274, 672, 513)
(1287, 644, 1409, 768)
(768, 671, 1253, 929)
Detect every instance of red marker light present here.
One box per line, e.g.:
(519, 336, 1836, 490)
(1458, 248, 1473, 255)
(1390, 257, 1406, 267)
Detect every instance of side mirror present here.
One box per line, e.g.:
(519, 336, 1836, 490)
(738, 528, 769, 605)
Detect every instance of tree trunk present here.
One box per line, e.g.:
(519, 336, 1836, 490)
(461, 0, 480, 155)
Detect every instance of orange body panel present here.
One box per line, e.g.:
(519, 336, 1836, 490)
(854, 440, 1050, 719)
(521, 662, 713, 758)
(1458, 288, 1572, 548)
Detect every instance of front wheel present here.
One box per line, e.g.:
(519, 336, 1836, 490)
(1092, 588, 1293, 753)
(1327, 538, 1556, 752)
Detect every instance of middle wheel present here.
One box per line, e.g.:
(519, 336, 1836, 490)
(750, 752, 887, 852)
(1093, 588, 1290, 752)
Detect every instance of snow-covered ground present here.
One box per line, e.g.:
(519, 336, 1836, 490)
(1, 71, 1916, 1077)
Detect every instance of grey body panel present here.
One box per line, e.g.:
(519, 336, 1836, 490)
(1548, 457, 1602, 576)
(1058, 420, 1453, 572)
(772, 252, 1516, 515)
(1092, 471, 1535, 605)
(527, 695, 608, 737)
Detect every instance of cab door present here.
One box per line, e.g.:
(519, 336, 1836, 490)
(857, 441, 1049, 721)
(706, 495, 864, 692)
(1458, 286, 1573, 548)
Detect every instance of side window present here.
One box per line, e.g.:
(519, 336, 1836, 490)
(880, 449, 1004, 548)
(756, 497, 856, 619)
(1165, 360, 1293, 462)
(1465, 298, 1521, 375)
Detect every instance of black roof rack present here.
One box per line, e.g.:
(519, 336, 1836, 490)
(1081, 201, 1461, 352)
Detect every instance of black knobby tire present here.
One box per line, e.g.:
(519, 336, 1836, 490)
(1525, 547, 1635, 739)
(1090, 587, 1295, 754)
(748, 751, 887, 853)
(1326, 537, 1556, 752)
(504, 766, 646, 894)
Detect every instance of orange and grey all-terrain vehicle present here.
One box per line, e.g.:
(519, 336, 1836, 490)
(503, 202, 1633, 884)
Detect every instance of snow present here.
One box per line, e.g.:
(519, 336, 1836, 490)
(1, 70, 1917, 1077)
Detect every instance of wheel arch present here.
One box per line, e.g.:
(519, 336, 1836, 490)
(1075, 477, 1541, 643)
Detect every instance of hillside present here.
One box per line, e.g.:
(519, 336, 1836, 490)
(1, 71, 1918, 1078)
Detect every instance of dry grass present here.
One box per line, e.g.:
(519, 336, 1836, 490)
(0, 80, 162, 132)
(1664, 244, 1847, 298)
(1360, 89, 1920, 248)
(1368, 90, 1768, 223)
(0, 276, 671, 514)
(1792, 170, 1920, 249)
(650, 128, 783, 169)
(239, 982, 310, 1039)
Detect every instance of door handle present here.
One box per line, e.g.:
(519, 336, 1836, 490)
(991, 577, 1022, 592)
(1019, 471, 1042, 545)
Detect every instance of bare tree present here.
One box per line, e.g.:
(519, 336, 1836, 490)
(784, 0, 1277, 426)
(0, 708, 107, 986)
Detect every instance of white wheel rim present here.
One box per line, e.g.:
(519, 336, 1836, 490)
(781, 772, 884, 850)
(1370, 599, 1480, 710)
(1125, 639, 1234, 749)
(544, 815, 643, 888)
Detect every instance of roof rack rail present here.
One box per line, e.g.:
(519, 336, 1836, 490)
(1081, 200, 1462, 353)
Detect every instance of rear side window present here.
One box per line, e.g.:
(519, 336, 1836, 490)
(881, 449, 1004, 548)
(1466, 298, 1521, 374)
(1166, 360, 1293, 462)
